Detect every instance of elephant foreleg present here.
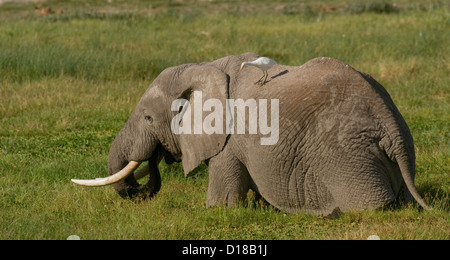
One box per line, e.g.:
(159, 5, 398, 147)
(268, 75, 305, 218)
(206, 148, 250, 208)
(134, 154, 162, 200)
(141, 161, 161, 198)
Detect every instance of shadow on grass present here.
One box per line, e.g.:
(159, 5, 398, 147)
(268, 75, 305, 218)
(419, 182, 449, 212)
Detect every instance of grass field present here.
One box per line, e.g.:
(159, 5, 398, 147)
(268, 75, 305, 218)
(0, 0, 449, 240)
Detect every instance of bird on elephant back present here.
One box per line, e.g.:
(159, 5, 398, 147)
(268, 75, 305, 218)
(72, 52, 429, 216)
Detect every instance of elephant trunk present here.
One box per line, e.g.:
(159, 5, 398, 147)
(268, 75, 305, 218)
(107, 131, 161, 199)
(71, 128, 161, 200)
(107, 136, 143, 198)
(108, 156, 161, 200)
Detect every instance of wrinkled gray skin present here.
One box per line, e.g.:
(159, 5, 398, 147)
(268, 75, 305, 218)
(108, 52, 428, 215)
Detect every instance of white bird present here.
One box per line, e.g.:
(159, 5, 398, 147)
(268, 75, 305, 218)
(240, 57, 277, 86)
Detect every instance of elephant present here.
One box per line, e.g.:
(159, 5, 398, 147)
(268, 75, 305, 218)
(72, 52, 429, 215)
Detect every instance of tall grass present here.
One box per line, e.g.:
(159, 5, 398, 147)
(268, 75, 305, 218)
(0, 0, 448, 239)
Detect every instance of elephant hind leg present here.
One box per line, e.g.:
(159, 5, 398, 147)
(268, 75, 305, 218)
(206, 148, 251, 208)
(326, 166, 396, 211)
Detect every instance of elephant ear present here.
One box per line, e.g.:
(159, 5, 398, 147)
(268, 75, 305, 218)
(174, 65, 230, 176)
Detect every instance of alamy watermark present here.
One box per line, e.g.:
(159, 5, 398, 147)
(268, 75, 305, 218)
(170, 91, 279, 145)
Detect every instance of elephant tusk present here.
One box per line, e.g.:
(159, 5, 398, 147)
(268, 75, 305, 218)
(71, 161, 141, 187)
(133, 163, 150, 180)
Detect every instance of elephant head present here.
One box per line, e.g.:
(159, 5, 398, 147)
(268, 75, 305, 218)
(71, 53, 257, 199)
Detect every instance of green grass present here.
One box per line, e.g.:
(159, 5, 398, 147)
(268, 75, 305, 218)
(0, 0, 449, 240)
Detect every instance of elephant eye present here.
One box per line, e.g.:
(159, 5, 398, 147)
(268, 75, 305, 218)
(144, 115, 153, 123)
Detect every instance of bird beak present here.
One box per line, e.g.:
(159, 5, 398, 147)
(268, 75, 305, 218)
(239, 62, 245, 72)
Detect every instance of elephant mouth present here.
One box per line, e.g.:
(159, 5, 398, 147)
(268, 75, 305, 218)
(71, 160, 150, 187)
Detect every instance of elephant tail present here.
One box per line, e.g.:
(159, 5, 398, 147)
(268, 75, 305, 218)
(395, 153, 431, 211)
(376, 103, 431, 210)
(360, 72, 430, 210)
(378, 116, 430, 210)
(379, 116, 430, 210)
